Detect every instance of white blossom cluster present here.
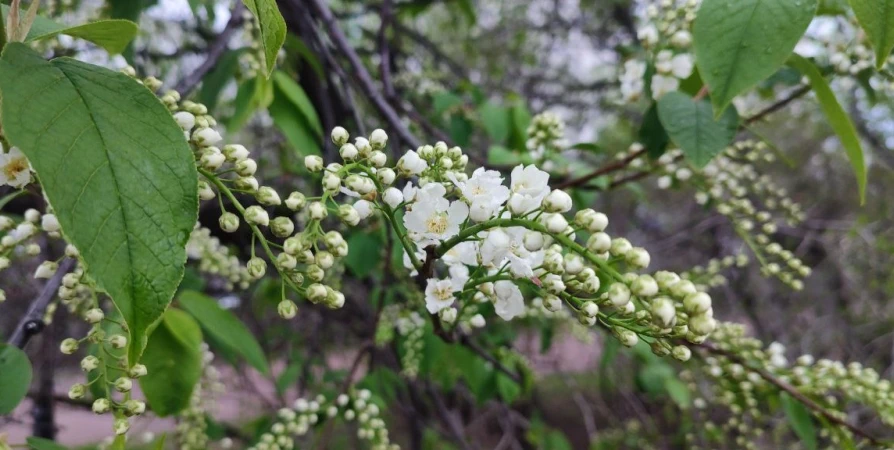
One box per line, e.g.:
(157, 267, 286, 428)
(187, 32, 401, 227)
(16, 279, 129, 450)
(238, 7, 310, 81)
(176, 343, 226, 450)
(802, 16, 894, 84)
(0, 144, 33, 188)
(619, 0, 697, 101)
(680, 254, 749, 290)
(657, 142, 808, 288)
(186, 225, 253, 291)
(375, 304, 427, 378)
(0, 206, 71, 306)
(525, 112, 568, 162)
(247, 390, 398, 450)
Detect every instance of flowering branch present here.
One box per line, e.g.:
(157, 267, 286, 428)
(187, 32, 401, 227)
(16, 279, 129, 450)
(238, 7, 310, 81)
(7, 258, 76, 348)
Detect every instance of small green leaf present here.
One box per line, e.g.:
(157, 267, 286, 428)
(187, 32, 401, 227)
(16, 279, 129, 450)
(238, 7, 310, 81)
(0, 344, 32, 414)
(1, 6, 138, 54)
(478, 102, 510, 143)
(140, 308, 204, 416)
(569, 142, 602, 153)
(26, 437, 69, 450)
(507, 103, 532, 151)
(272, 71, 323, 138)
(639, 103, 670, 159)
(693, 0, 818, 115)
(344, 231, 383, 278)
(488, 145, 522, 165)
(228, 76, 273, 131)
(664, 377, 691, 409)
(657, 91, 739, 167)
(0, 43, 198, 364)
(269, 80, 322, 157)
(780, 392, 818, 450)
(276, 361, 302, 395)
(178, 290, 269, 375)
(787, 54, 867, 204)
(242, 0, 287, 77)
(849, 0, 894, 69)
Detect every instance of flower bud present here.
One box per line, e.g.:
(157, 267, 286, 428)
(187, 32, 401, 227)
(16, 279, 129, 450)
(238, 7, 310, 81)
(256, 187, 282, 206)
(305, 155, 324, 172)
(523, 231, 544, 251)
(617, 329, 639, 347)
(440, 307, 458, 324)
(124, 399, 146, 416)
(383, 187, 404, 208)
(244, 206, 270, 226)
(327, 290, 346, 309)
(200, 148, 226, 170)
(223, 144, 250, 162)
(353, 200, 373, 219)
(340, 143, 359, 160)
(60, 338, 79, 355)
(81, 355, 100, 371)
(355, 137, 372, 157)
(219, 212, 240, 232)
(683, 292, 712, 315)
(35, 261, 58, 279)
(234, 176, 259, 192)
(109, 335, 128, 349)
(610, 238, 633, 256)
(173, 111, 196, 131)
(542, 190, 572, 213)
(651, 296, 676, 328)
(235, 158, 258, 176)
(672, 345, 692, 362)
(331, 126, 349, 145)
(339, 204, 360, 226)
(114, 418, 130, 435)
(315, 251, 335, 269)
(192, 127, 222, 147)
(543, 274, 566, 294)
(198, 180, 215, 200)
(370, 152, 388, 169)
(309, 202, 328, 220)
(607, 283, 631, 307)
(564, 254, 584, 275)
(41, 214, 60, 232)
(248, 257, 267, 279)
(271, 217, 295, 238)
(285, 192, 306, 211)
(128, 364, 148, 378)
(544, 214, 568, 234)
(92, 398, 110, 414)
(688, 314, 717, 335)
(277, 252, 297, 269)
(625, 247, 651, 269)
(370, 129, 388, 149)
(85, 308, 104, 324)
(114, 377, 133, 393)
(469, 314, 486, 328)
(631, 275, 658, 297)
(68, 383, 87, 399)
(307, 284, 328, 303)
(582, 302, 599, 317)
(278, 300, 298, 319)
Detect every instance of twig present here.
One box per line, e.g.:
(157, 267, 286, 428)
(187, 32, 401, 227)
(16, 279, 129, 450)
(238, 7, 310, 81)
(426, 382, 475, 450)
(555, 148, 646, 190)
(174, 2, 245, 97)
(7, 258, 76, 349)
(701, 341, 887, 447)
(305, 0, 421, 149)
(743, 85, 811, 125)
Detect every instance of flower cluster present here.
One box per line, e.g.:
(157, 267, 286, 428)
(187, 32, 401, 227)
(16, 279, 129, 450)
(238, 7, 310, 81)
(186, 225, 253, 291)
(620, 0, 697, 101)
(680, 254, 749, 290)
(248, 390, 397, 450)
(525, 112, 568, 162)
(176, 343, 226, 449)
(376, 304, 427, 378)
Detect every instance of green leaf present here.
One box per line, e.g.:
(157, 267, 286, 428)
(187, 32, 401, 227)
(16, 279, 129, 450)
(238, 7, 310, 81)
(276, 361, 302, 395)
(272, 71, 323, 138)
(26, 437, 69, 450)
(0, 43, 199, 364)
(780, 392, 818, 450)
(657, 91, 739, 167)
(569, 142, 602, 153)
(178, 290, 269, 375)
(639, 103, 670, 159)
(198, 49, 244, 111)
(693, 0, 818, 115)
(849, 0, 894, 68)
(1, 6, 138, 54)
(0, 344, 32, 414)
(227, 76, 273, 131)
(344, 231, 383, 278)
(664, 377, 691, 409)
(139, 308, 204, 417)
(488, 145, 522, 165)
(241, 0, 287, 77)
(269, 80, 322, 156)
(507, 103, 532, 151)
(787, 54, 867, 203)
(478, 102, 510, 143)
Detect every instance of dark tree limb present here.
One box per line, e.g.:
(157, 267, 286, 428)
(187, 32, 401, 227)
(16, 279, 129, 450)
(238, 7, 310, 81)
(174, 2, 246, 97)
(7, 258, 76, 349)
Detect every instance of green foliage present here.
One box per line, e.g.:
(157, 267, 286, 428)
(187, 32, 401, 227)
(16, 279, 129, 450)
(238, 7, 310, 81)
(178, 290, 270, 374)
(198, 49, 245, 111)
(657, 92, 739, 167)
(0, 344, 31, 414)
(139, 308, 204, 417)
(269, 70, 323, 156)
(780, 392, 818, 449)
(26, 437, 68, 450)
(693, 0, 818, 114)
(241, 0, 287, 77)
(1, 5, 138, 54)
(478, 102, 511, 144)
(639, 103, 670, 159)
(849, 0, 894, 69)
(344, 231, 384, 278)
(0, 43, 198, 364)
(787, 54, 867, 203)
(228, 75, 273, 131)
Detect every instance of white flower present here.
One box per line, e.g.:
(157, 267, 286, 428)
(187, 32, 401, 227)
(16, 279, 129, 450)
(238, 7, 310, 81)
(425, 278, 462, 314)
(383, 187, 404, 208)
(441, 241, 479, 267)
(397, 150, 428, 175)
(370, 129, 388, 149)
(192, 128, 222, 147)
(469, 314, 486, 328)
(655, 50, 674, 74)
(651, 75, 680, 99)
(34, 261, 57, 279)
(508, 165, 550, 215)
(353, 200, 373, 219)
(41, 214, 60, 232)
(0, 147, 32, 188)
(621, 79, 645, 102)
(637, 25, 659, 46)
(339, 143, 359, 160)
(479, 227, 543, 278)
(493, 280, 524, 321)
(671, 30, 692, 48)
(404, 196, 469, 246)
(305, 155, 324, 172)
(331, 126, 349, 145)
(448, 168, 510, 221)
(542, 189, 572, 213)
(622, 60, 647, 81)
(670, 54, 694, 79)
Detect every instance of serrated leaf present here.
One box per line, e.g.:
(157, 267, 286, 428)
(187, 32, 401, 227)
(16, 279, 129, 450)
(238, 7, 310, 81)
(693, 0, 818, 115)
(0, 43, 198, 364)
(1, 6, 138, 54)
(787, 54, 867, 204)
(178, 290, 269, 374)
(657, 91, 739, 167)
(0, 344, 32, 414)
(780, 392, 818, 450)
(242, 0, 286, 77)
(849, 0, 894, 69)
(139, 308, 203, 416)
(26, 437, 68, 450)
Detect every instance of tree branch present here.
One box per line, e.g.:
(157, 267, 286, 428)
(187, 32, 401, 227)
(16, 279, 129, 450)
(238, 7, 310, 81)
(174, 2, 245, 97)
(7, 258, 77, 349)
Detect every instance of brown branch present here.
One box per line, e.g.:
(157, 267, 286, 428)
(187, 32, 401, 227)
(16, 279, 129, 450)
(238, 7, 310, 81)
(744, 85, 811, 125)
(701, 341, 887, 447)
(174, 2, 245, 97)
(555, 148, 646, 190)
(7, 258, 77, 349)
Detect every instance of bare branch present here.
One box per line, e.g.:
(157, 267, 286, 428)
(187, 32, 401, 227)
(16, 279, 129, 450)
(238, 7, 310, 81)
(174, 2, 245, 97)
(7, 258, 77, 349)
